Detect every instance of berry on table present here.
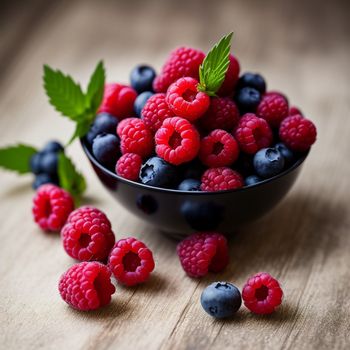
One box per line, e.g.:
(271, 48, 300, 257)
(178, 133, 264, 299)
(40, 152, 59, 175)
(177, 178, 201, 191)
(235, 87, 261, 113)
(242, 272, 283, 314)
(32, 184, 74, 232)
(59, 261, 115, 311)
(61, 206, 115, 262)
(42, 140, 64, 153)
(141, 93, 175, 132)
(279, 114, 317, 152)
(116, 153, 142, 181)
(155, 117, 200, 165)
(108, 237, 155, 286)
(130, 65, 156, 94)
(153, 47, 205, 93)
(166, 77, 210, 122)
(217, 54, 240, 96)
(237, 72, 266, 94)
(86, 113, 118, 145)
(177, 232, 229, 277)
(134, 91, 154, 117)
(199, 129, 239, 168)
(32, 173, 58, 190)
(275, 142, 295, 167)
(257, 92, 289, 127)
(201, 167, 243, 192)
(201, 282, 242, 318)
(92, 133, 120, 169)
(253, 148, 285, 178)
(30, 152, 43, 175)
(244, 174, 262, 186)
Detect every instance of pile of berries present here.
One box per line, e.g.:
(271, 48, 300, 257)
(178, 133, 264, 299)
(86, 46, 316, 192)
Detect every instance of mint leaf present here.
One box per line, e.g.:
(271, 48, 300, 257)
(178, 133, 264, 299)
(43, 65, 86, 121)
(0, 144, 37, 174)
(86, 61, 105, 113)
(67, 115, 94, 145)
(58, 152, 86, 202)
(198, 32, 233, 96)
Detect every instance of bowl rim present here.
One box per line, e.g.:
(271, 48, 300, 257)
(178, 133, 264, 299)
(81, 138, 310, 196)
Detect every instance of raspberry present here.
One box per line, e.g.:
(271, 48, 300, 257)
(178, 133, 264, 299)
(289, 106, 303, 116)
(217, 54, 240, 96)
(116, 153, 142, 181)
(61, 206, 115, 262)
(200, 98, 240, 131)
(201, 167, 243, 192)
(108, 237, 155, 286)
(256, 92, 289, 127)
(279, 114, 317, 152)
(176, 232, 229, 277)
(141, 93, 175, 132)
(155, 117, 200, 165)
(98, 83, 137, 120)
(242, 272, 283, 314)
(234, 113, 273, 154)
(166, 77, 210, 121)
(199, 129, 239, 167)
(116, 118, 136, 137)
(59, 262, 115, 311)
(153, 47, 205, 93)
(119, 118, 154, 157)
(32, 184, 74, 232)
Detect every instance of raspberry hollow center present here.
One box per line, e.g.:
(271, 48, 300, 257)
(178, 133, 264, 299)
(213, 142, 224, 155)
(123, 252, 141, 272)
(169, 131, 182, 149)
(79, 233, 91, 248)
(182, 89, 196, 102)
(255, 285, 269, 301)
(44, 199, 52, 218)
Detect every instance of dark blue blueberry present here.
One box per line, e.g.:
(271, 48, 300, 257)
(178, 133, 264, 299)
(237, 73, 266, 94)
(200, 282, 242, 319)
(87, 113, 118, 145)
(130, 65, 156, 93)
(92, 133, 120, 169)
(181, 159, 206, 180)
(235, 87, 261, 113)
(40, 152, 58, 175)
(32, 173, 58, 190)
(245, 175, 262, 186)
(42, 140, 64, 153)
(139, 156, 178, 189)
(134, 91, 154, 117)
(178, 179, 201, 191)
(275, 143, 296, 167)
(30, 152, 43, 174)
(253, 148, 285, 178)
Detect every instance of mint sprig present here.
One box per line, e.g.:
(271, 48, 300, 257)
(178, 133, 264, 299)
(198, 32, 233, 96)
(43, 61, 105, 144)
(0, 144, 37, 174)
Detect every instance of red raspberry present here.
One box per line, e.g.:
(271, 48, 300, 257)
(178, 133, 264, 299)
(201, 167, 243, 192)
(176, 232, 229, 277)
(141, 93, 175, 132)
(200, 97, 240, 131)
(242, 272, 283, 314)
(116, 118, 137, 137)
(217, 54, 240, 96)
(256, 92, 289, 127)
(234, 113, 273, 154)
(279, 114, 317, 152)
(116, 153, 142, 181)
(153, 47, 205, 93)
(32, 184, 74, 232)
(108, 237, 155, 286)
(61, 206, 115, 262)
(59, 262, 115, 311)
(155, 117, 200, 165)
(119, 118, 154, 157)
(166, 77, 210, 121)
(199, 129, 239, 167)
(289, 106, 303, 116)
(98, 83, 137, 120)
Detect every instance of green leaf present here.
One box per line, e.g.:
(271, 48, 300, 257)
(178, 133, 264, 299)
(67, 115, 94, 145)
(198, 32, 233, 95)
(86, 61, 105, 113)
(43, 65, 86, 121)
(58, 152, 86, 202)
(0, 144, 37, 174)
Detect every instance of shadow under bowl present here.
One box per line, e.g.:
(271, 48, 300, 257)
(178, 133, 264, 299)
(81, 139, 309, 239)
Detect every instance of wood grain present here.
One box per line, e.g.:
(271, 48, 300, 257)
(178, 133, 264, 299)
(0, 0, 349, 349)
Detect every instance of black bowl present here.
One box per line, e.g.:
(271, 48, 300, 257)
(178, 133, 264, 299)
(81, 139, 309, 239)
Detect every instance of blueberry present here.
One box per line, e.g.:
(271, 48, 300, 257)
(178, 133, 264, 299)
(234, 153, 254, 177)
(235, 87, 261, 113)
(275, 143, 295, 167)
(87, 113, 119, 144)
(30, 152, 43, 174)
(130, 65, 156, 94)
(178, 179, 201, 191)
(134, 91, 154, 117)
(245, 174, 262, 186)
(92, 133, 120, 168)
(253, 148, 285, 178)
(139, 156, 178, 188)
(40, 152, 58, 175)
(237, 73, 266, 94)
(181, 159, 206, 180)
(200, 282, 242, 319)
(32, 173, 58, 190)
(42, 140, 64, 153)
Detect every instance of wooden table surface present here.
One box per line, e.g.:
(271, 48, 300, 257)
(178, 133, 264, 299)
(1, 0, 349, 349)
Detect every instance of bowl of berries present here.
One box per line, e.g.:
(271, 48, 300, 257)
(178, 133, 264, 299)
(81, 33, 317, 238)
